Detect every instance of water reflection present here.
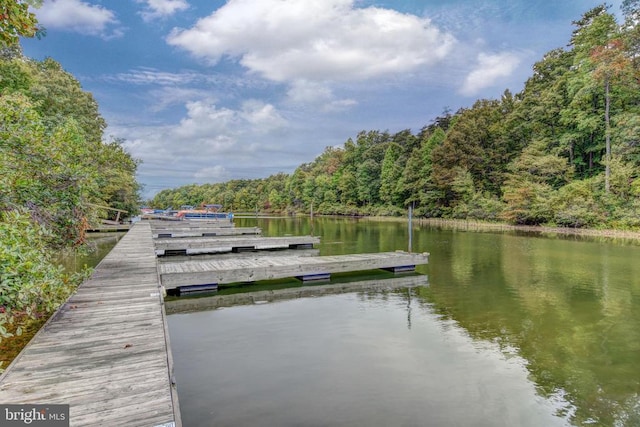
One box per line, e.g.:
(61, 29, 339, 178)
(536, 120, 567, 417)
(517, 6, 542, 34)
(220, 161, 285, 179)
(173, 218, 640, 426)
(56, 232, 125, 272)
(169, 289, 569, 427)
(420, 231, 640, 426)
(165, 275, 428, 315)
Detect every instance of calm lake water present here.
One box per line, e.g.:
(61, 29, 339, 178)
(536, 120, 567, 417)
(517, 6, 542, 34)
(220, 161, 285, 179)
(56, 232, 126, 272)
(167, 217, 640, 427)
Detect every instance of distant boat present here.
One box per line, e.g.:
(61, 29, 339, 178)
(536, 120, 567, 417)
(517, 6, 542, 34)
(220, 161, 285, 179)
(175, 204, 233, 221)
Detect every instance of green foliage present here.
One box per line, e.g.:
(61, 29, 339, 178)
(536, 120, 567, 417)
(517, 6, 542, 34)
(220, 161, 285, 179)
(96, 139, 141, 218)
(501, 181, 555, 225)
(29, 57, 106, 144)
(0, 57, 32, 92)
(0, 52, 140, 341)
(0, 210, 87, 340)
(552, 178, 606, 228)
(379, 142, 403, 205)
(0, 0, 44, 48)
(0, 93, 94, 247)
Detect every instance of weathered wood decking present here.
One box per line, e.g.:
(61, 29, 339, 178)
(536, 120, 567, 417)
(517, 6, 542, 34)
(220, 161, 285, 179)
(152, 226, 261, 238)
(158, 251, 429, 289)
(154, 235, 320, 256)
(0, 222, 180, 427)
(156, 248, 321, 263)
(147, 219, 234, 228)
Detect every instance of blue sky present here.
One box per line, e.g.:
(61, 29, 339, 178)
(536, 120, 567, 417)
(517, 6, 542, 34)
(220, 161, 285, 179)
(21, 0, 623, 199)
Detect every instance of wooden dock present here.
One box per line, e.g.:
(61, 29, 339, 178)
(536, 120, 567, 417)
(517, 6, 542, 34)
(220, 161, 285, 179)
(147, 219, 234, 228)
(0, 218, 430, 426)
(152, 226, 261, 239)
(154, 235, 320, 256)
(158, 251, 429, 290)
(156, 248, 321, 263)
(0, 222, 180, 427)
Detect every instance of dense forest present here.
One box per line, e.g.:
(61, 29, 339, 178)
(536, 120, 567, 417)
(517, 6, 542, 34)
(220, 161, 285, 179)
(0, 1, 141, 343)
(152, 4, 640, 230)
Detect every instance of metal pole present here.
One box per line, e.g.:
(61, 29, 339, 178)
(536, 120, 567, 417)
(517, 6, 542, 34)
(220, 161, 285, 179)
(310, 202, 314, 237)
(408, 204, 413, 253)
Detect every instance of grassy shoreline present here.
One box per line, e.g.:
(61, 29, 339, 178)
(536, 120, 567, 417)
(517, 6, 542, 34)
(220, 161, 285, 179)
(358, 216, 640, 241)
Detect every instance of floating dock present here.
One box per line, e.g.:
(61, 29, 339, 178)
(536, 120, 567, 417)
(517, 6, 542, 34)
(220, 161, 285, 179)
(152, 226, 261, 239)
(147, 219, 234, 228)
(158, 251, 429, 291)
(154, 235, 320, 256)
(0, 222, 180, 427)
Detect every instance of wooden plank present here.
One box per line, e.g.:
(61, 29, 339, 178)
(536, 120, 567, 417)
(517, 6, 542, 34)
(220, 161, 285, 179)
(159, 251, 429, 289)
(154, 235, 321, 255)
(156, 248, 320, 264)
(152, 226, 261, 238)
(0, 222, 181, 427)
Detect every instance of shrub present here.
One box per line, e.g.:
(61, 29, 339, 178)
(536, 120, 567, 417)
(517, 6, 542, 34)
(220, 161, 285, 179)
(0, 211, 86, 340)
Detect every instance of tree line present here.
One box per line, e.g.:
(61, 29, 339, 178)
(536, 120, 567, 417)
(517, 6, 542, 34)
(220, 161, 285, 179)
(153, 4, 640, 230)
(0, 1, 141, 342)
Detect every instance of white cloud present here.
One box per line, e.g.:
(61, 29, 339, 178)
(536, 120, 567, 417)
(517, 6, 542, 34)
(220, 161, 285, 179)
(460, 52, 521, 96)
(174, 101, 239, 140)
(107, 67, 205, 85)
(137, 0, 189, 22)
(325, 98, 358, 112)
(115, 99, 290, 193)
(166, 0, 456, 83)
(37, 0, 122, 39)
(287, 80, 333, 105)
(240, 100, 288, 134)
(148, 87, 210, 112)
(193, 166, 229, 182)
(286, 80, 357, 112)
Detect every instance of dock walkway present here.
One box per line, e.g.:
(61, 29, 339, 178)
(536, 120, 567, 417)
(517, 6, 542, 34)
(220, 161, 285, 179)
(0, 222, 180, 427)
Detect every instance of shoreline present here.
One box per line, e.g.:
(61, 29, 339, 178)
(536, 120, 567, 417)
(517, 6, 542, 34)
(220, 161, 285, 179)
(356, 216, 640, 241)
(250, 212, 640, 241)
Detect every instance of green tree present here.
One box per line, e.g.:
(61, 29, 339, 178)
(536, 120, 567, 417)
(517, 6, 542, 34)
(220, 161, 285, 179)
(0, 94, 97, 247)
(0, 0, 44, 47)
(431, 99, 512, 208)
(566, 5, 636, 192)
(379, 142, 402, 205)
(501, 140, 573, 225)
(29, 58, 106, 144)
(96, 139, 141, 217)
